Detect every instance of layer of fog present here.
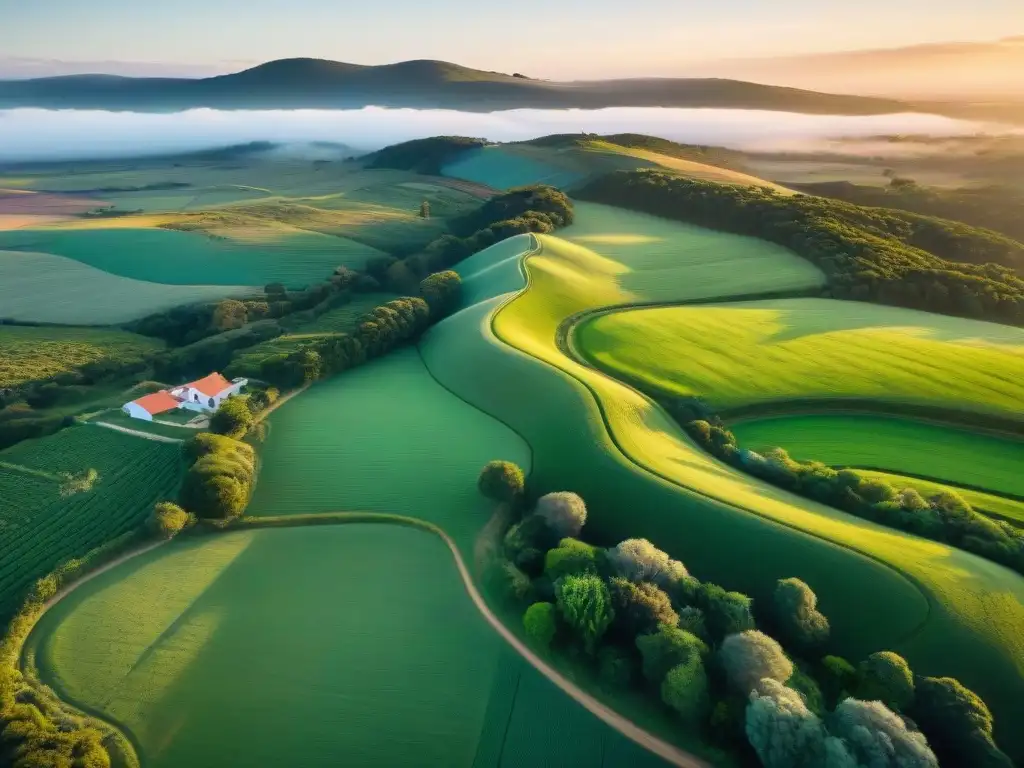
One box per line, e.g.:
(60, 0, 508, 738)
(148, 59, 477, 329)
(0, 106, 1018, 163)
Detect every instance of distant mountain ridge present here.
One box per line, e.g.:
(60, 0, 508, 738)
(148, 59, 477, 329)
(0, 56, 916, 115)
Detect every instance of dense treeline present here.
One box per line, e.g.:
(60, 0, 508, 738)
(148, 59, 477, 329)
(481, 462, 1013, 768)
(179, 433, 256, 522)
(365, 136, 487, 174)
(682, 418, 1024, 576)
(793, 181, 1024, 262)
(577, 171, 1024, 326)
(367, 185, 574, 291)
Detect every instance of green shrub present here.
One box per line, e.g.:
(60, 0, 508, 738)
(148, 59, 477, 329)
(419, 270, 463, 318)
(820, 655, 857, 706)
(608, 576, 679, 642)
(555, 573, 614, 654)
(636, 624, 707, 684)
(911, 676, 1013, 768)
(857, 651, 915, 711)
(523, 602, 557, 648)
(544, 538, 601, 580)
(179, 433, 255, 520)
(148, 501, 191, 539)
(477, 460, 526, 503)
(773, 577, 830, 651)
(661, 655, 709, 724)
(719, 630, 793, 695)
(209, 396, 254, 438)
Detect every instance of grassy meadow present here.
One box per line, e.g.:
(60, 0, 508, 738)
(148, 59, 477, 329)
(421, 208, 1024, 753)
(0, 224, 385, 287)
(0, 425, 181, 621)
(30, 524, 681, 768)
(577, 298, 1024, 417)
(30, 525, 504, 768)
(0, 250, 256, 325)
(0, 325, 162, 387)
(731, 414, 1024, 498)
(245, 347, 531, 552)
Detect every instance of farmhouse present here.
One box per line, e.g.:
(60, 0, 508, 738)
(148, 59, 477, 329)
(121, 372, 248, 421)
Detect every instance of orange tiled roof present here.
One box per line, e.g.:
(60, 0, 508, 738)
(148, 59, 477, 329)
(187, 372, 233, 397)
(132, 390, 181, 415)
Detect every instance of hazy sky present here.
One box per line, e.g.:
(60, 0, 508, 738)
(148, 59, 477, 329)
(0, 0, 1021, 78)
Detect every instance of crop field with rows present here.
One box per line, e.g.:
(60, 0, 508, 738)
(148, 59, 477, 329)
(0, 425, 181, 620)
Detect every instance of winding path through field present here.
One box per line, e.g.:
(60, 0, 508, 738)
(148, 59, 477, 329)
(25, 513, 710, 768)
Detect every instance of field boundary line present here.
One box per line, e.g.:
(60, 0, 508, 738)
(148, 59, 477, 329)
(92, 422, 183, 443)
(230, 511, 712, 768)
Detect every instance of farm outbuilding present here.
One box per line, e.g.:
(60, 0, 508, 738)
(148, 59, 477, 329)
(122, 372, 248, 421)
(121, 390, 181, 422)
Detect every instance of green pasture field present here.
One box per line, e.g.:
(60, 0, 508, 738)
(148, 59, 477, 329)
(731, 415, 1024, 498)
(576, 298, 1024, 417)
(0, 225, 384, 287)
(855, 471, 1024, 527)
(455, 234, 533, 307)
(421, 209, 1024, 757)
(228, 292, 400, 378)
(245, 347, 531, 552)
(0, 425, 180, 621)
(0, 249, 256, 325)
(0, 325, 162, 387)
(29, 524, 684, 768)
(30, 525, 503, 768)
(443, 146, 586, 190)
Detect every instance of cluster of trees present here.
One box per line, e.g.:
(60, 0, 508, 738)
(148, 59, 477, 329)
(365, 136, 488, 175)
(148, 501, 193, 540)
(178, 433, 256, 522)
(479, 462, 1012, 767)
(258, 294, 434, 388)
(685, 419, 1024, 575)
(794, 180, 1024, 260)
(366, 185, 574, 292)
(577, 171, 1024, 326)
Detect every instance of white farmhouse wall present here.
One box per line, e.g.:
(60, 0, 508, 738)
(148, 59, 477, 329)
(122, 403, 154, 421)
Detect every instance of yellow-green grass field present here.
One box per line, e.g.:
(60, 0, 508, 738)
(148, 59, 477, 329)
(855, 471, 1024, 527)
(245, 347, 531, 553)
(581, 140, 794, 194)
(227, 292, 399, 378)
(421, 213, 1024, 757)
(0, 250, 256, 325)
(28, 525, 680, 768)
(554, 202, 826, 302)
(0, 326, 162, 387)
(0, 425, 181, 621)
(576, 298, 1024, 418)
(731, 415, 1024, 499)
